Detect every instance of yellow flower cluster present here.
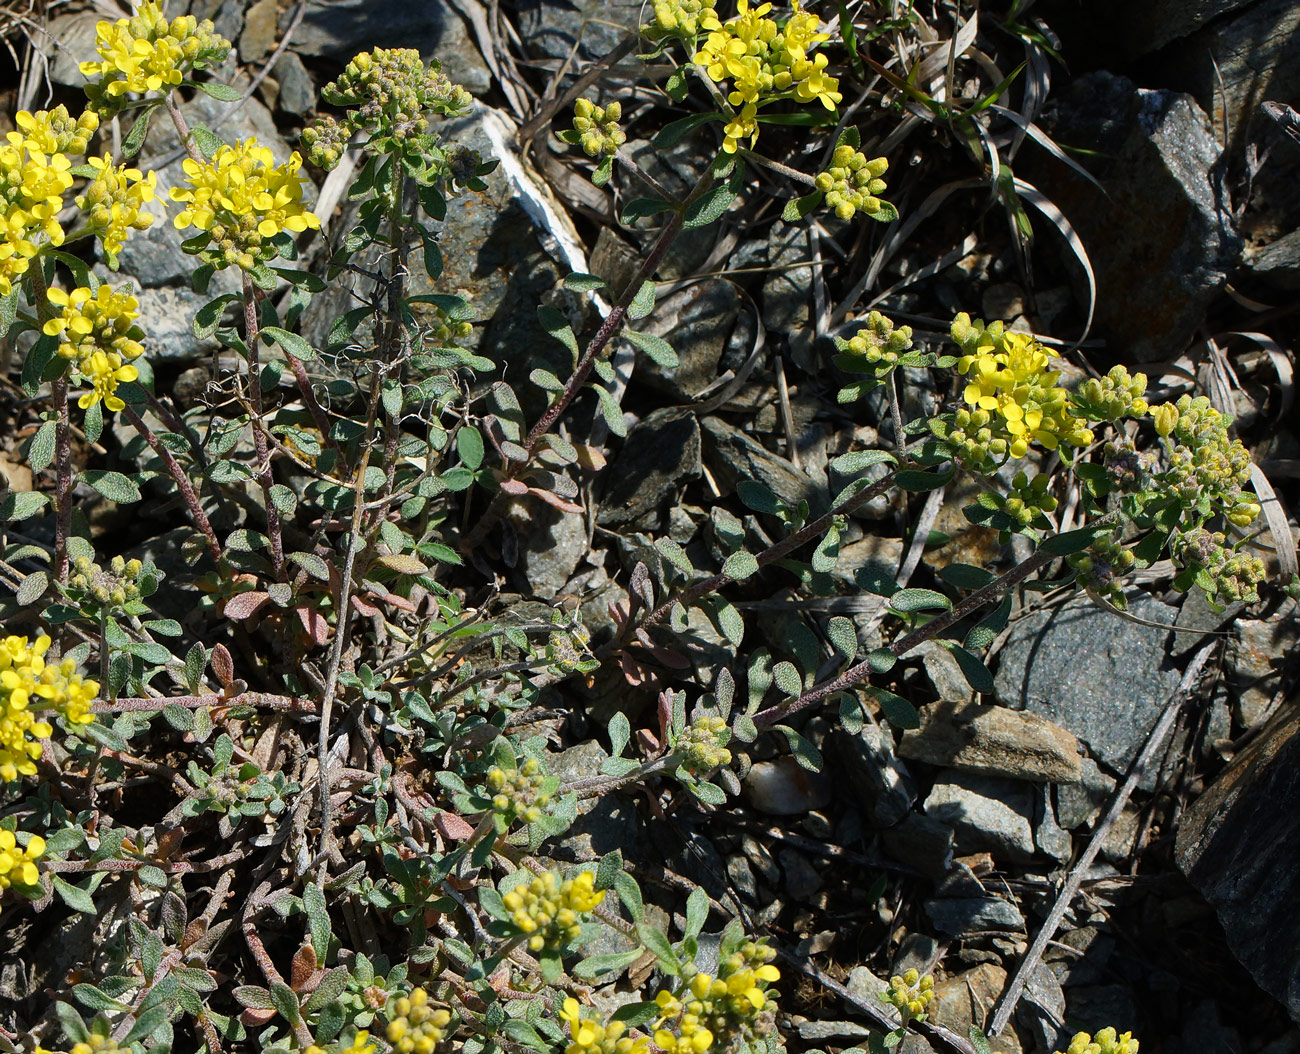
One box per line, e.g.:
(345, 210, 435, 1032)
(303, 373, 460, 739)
(647, 0, 717, 38)
(0, 141, 73, 295)
(502, 869, 604, 952)
(70, 1036, 120, 1054)
(881, 968, 935, 1021)
(76, 154, 160, 261)
(560, 998, 650, 1054)
(170, 138, 320, 270)
(384, 987, 452, 1054)
(0, 634, 97, 783)
(8, 107, 99, 156)
(79, 1, 230, 109)
(653, 942, 779, 1054)
(951, 314, 1093, 460)
(1055, 1028, 1139, 1054)
(814, 145, 889, 221)
(693, 1, 841, 153)
(1074, 364, 1149, 422)
(42, 285, 146, 413)
(0, 828, 45, 906)
(485, 758, 550, 824)
(305, 1031, 375, 1054)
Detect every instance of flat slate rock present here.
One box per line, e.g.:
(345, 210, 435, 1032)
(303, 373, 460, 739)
(899, 699, 1082, 783)
(994, 593, 1182, 787)
(1176, 705, 1300, 1023)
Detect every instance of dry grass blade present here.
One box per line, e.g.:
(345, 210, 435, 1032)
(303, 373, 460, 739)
(1013, 176, 1096, 348)
(1219, 330, 1295, 422)
(1249, 463, 1299, 583)
(989, 104, 1107, 194)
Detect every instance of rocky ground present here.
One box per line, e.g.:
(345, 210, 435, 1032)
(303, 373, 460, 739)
(2, 0, 1299, 1051)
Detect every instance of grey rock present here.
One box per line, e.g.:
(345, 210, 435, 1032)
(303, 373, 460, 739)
(1055, 755, 1116, 830)
(512, 0, 645, 63)
(1064, 985, 1139, 1037)
(1036, 73, 1240, 362)
(597, 410, 701, 528)
(924, 771, 1038, 862)
(881, 812, 954, 878)
(762, 223, 813, 364)
(240, 0, 278, 63)
(273, 52, 317, 117)
(638, 279, 739, 399)
(285, 0, 491, 94)
(1018, 962, 1068, 1054)
(508, 504, 587, 600)
(37, 9, 102, 87)
(797, 1021, 872, 1042)
(846, 965, 889, 1004)
(1245, 228, 1300, 290)
(839, 723, 916, 827)
(741, 834, 780, 885)
(1045, 0, 1254, 62)
(1176, 705, 1300, 1022)
(551, 741, 648, 860)
(778, 847, 823, 900)
(831, 534, 903, 592)
(742, 757, 832, 816)
(917, 640, 975, 704)
(994, 592, 1182, 787)
(701, 415, 828, 517)
(1035, 786, 1073, 864)
(899, 699, 1083, 783)
(131, 282, 235, 362)
(190, 0, 244, 50)
(930, 966, 1024, 1054)
(1179, 1003, 1243, 1054)
(1227, 611, 1296, 727)
(892, 933, 941, 978)
(981, 282, 1026, 321)
(1044, 926, 1116, 987)
(726, 854, 757, 902)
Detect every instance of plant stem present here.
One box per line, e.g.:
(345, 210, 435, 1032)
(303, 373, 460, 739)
(162, 91, 202, 165)
(27, 261, 73, 582)
(635, 468, 900, 633)
(122, 406, 223, 564)
(886, 368, 907, 452)
(241, 274, 286, 579)
(749, 521, 1114, 728)
(91, 691, 317, 714)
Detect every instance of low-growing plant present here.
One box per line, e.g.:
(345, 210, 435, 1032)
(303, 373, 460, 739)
(0, 2, 1284, 1053)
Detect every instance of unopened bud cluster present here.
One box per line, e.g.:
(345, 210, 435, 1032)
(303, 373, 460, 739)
(839, 311, 913, 367)
(1055, 1027, 1139, 1054)
(881, 969, 935, 1023)
(677, 715, 732, 774)
(1102, 439, 1152, 493)
(1001, 471, 1058, 527)
(647, 0, 717, 38)
(384, 987, 452, 1054)
(1069, 535, 1136, 607)
(68, 555, 146, 610)
(1076, 365, 1149, 421)
(1153, 396, 1256, 523)
(547, 625, 591, 671)
(484, 758, 550, 825)
(814, 147, 889, 221)
(1171, 528, 1266, 605)
(654, 941, 779, 1054)
(10, 106, 99, 156)
(502, 869, 603, 952)
(571, 99, 626, 159)
(307, 48, 470, 169)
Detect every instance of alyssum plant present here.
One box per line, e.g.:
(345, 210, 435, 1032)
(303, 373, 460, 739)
(0, 2, 1276, 1054)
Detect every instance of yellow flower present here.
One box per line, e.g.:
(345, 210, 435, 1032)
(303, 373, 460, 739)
(169, 138, 320, 270)
(500, 869, 604, 951)
(652, 940, 778, 1054)
(0, 142, 73, 293)
(77, 350, 139, 412)
(76, 154, 160, 260)
(0, 828, 44, 896)
(8, 106, 100, 155)
(561, 998, 650, 1054)
(1, 634, 97, 783)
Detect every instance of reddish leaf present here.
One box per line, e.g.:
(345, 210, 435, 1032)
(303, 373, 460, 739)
(351, 594, 381, 617)
(240, 1008, 276, 1028)
(211, 643, 235, 688)
(223, 591, 270, 621)
(296, 604, 330, 644)
(527, 486, 584, 514)
(498, 477, 529, 495)
(432, 811, 476, 841)
(290, 943, 318, 991)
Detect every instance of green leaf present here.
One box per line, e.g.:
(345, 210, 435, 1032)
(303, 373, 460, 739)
(964, 594, 1011, 650)
(940, 563, 996, 590)
(269, 980, 301, 1025)
(867, 647, 897, 673)
(736, 480, 783, 515)
(121, 104, 156, 158)
(189, 123, 224, 157)
(620, 197, 676, 224)
(184, 642, 206, 693)
(722, 550, 759, 581)
(773, 660, 803, 698)
(867, 200, 900, 223)
(827, 616, 857, 660)
(895, 467, 956, 492)
(564, 272, 607, 292)
(53, 875, 98, 914)
(775, 723, 823, 770)
(872, 688, 921, 729)
(830, 449, 896, 474)
(969, 1026, 993, 1054)
(624, 329, 679, 368)
(591, 155, 614, 187)
(82, 399, 103, 445)
(82, 470, 141, 503)
(72, 984, 129, 1013)
(573, 949, 644, 980)
(637, 924, 680, 974)
(608, 712, 630, 758)
(683, 183, 737, 229)
(1040, 523, 1115, 556)
(614, 871, 644, 923)
(304, 883, 331, 960)
(537, 305, 579, 362)
(262, 325, 316, 363)
(948, 643, 995, 694)
(781, 190, 823, 223)
(22, 333, 59, 396)
(27, 419, 57, 474)
(627, 281, 656, 320)
(195, 80, 242, 101)
(193, 293, 240, 339)
(889, 588, 952, 613)
(654, 111, 724, 149)
(594, 385, 626, 437)
(457, 426, 484, 470)
(289, 551, 330, 581)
